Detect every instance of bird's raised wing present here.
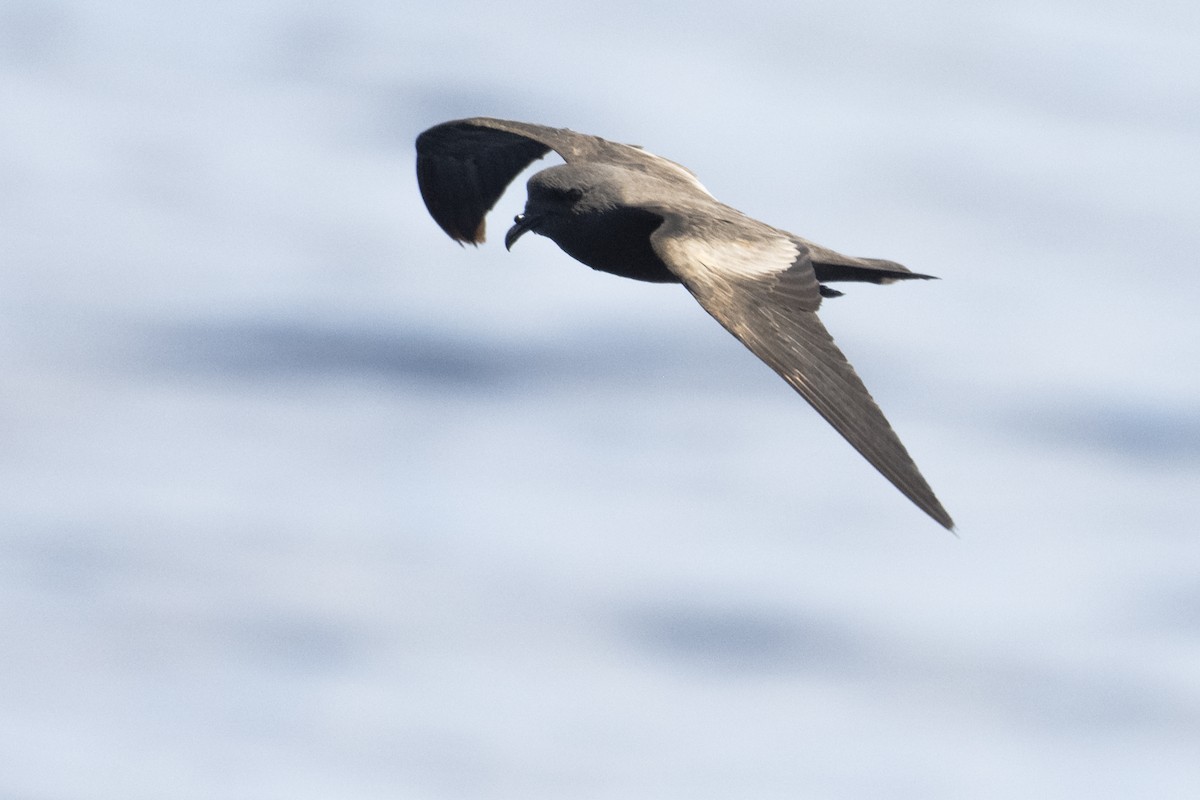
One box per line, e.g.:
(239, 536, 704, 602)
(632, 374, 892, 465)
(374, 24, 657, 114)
(415, 118, 609, 244)
(649, 212, 954, 529)
(417, 117, 712, 243)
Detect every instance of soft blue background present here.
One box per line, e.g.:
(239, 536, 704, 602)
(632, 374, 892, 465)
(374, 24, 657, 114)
(3, 1, 1198, 797)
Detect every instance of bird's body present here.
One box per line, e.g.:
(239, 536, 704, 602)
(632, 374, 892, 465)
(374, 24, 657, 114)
(519, 165, 680, 282)
(416, 117, 954, 530)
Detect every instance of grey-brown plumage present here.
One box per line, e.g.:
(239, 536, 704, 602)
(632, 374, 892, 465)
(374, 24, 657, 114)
(416, 117, 954, 530)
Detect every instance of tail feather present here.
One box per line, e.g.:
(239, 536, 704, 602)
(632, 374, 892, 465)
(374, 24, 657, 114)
(813, 256, 938, 285)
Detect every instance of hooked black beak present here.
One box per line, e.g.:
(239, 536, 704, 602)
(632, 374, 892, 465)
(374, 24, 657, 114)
(504, 213, 539, 251)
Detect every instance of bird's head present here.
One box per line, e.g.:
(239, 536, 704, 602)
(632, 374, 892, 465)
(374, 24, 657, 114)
(505, 166, 615, 251)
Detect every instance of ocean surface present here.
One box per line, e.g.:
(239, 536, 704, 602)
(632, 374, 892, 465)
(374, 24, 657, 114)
(3, 1, 1199, 797)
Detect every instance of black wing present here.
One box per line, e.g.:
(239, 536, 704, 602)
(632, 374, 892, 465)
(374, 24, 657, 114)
(415, 117, 602, 244)
(651, 214, 954, 530)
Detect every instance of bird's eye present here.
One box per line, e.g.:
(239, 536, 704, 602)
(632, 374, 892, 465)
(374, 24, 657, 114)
(537, 186, 582, 204)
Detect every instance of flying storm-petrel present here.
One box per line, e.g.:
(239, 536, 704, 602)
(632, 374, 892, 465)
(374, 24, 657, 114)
(416, 117, 954, 530)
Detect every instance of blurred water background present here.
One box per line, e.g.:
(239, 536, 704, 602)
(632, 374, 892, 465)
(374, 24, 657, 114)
(2, 1, 1199, 797)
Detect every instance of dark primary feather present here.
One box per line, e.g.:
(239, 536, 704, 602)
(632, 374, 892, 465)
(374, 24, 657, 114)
(416, 119, 579, 243)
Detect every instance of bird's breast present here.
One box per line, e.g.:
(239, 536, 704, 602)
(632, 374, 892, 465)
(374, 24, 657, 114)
(549, 207, 680, 284)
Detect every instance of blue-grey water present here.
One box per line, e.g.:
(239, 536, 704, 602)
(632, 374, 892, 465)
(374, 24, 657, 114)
(3, 1, 1199, 797)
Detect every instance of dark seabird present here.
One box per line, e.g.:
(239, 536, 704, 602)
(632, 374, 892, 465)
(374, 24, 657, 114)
(415, 117, 954, 530)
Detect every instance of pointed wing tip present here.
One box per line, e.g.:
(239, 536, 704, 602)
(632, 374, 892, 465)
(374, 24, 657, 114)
(461, 221, 487, 245)
(435, 218, 487, 246)
(925, 504, 955, 533)
(886, 467, 953, 532)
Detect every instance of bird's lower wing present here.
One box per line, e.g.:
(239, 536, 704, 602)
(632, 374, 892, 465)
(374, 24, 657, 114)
(650, 215, 954, 529)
